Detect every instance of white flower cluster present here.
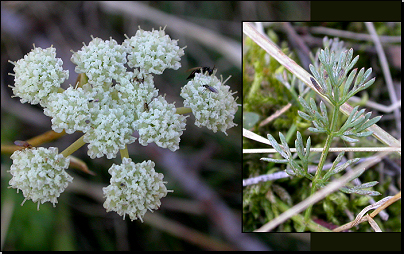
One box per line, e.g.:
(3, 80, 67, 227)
(43, 85, 96, 134)
(103, 158, 171, 222)
(8, 26, 239, 221)
(123, 27, 184, 75)
(16, 27, 185, 159)
(71, 37, 127, 85)
(8, 147, 72, 210)
(8, 46, 69, 106)
(83, 97, 137, 159)
(133, 96, 188, 152)
(180, 71, 239, 135)
(115, 72, 158, 114)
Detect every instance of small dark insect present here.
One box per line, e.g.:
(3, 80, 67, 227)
(120, 183, 126, 187)
(14, 140, 33, 149)
(202, 84, 218, 93)
(144, 102, 149, 112)
(132, 77, 144, 83)
(186, 66, 215, 80)
(144, 98, 154, 112)
(310, 77, 322, 93)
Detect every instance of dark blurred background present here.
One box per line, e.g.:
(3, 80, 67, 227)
(1, 1, 310, 251)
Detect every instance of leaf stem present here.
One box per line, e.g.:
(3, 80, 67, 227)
(303, 102, 340, 228)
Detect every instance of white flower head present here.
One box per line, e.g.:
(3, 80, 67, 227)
(180, 71, 239, 135)
(71, 37, 127, 86)
(123, 27, 185, 75)
(8, 46, 69, 106)
(115, 72, 159, 114)
(43, 85, 97, 134)
(8, 147, 72, 210)
(83, 99, 137, 159)
(133, 96, 188, 151)
(103, 158, 172, 222)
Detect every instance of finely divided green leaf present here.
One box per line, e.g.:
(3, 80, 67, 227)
(279, 132, 291, 158)
(298, 96, 311, 113)
(298, 111, 313, 121)
(305, 136, 311, 160)
(341, 135, 359, 143)
(267, 134, 288, 159)
(308, 127, 326, 133)
(343, 68, 357, 96)
(354, 181, 379, 189)
(355, 131, 373, 137)
(345, 54, 359, 73)
(354, 67, 365, 87)
(295, 132, 305, 160)
(332, 158, 360, 174)
(260, 158, 288, 163)
(357, 115, 382, 132)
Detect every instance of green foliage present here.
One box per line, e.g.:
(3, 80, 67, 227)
(253, 36, 386, 231)
(243, 33, 320, 232)
(243, 23, 400, 232)
(337, 106, 382, 142)
(266, 38, 382, 198)
(262, 132, 312, 179)
(243, 36, 299, 132)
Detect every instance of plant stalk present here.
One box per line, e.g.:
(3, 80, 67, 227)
(303, 103, 340, 229)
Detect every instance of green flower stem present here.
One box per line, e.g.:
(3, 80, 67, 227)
(120, 147, 129, 159)
(303, 103, 340, 227)
(176, 107, 192, 114)
(61, 135, 85, 158)
(276, 198, 332, 232)
(78, 73, 88, 88)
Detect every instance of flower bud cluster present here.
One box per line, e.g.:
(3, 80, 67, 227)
(180, 71, 239, 135)
(9, 147, 72, 210)
(123, 27, 184, 75)
(8, 46, 68, 106)
(103, 158, 172, 222)
(134, 95, 188, 152)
